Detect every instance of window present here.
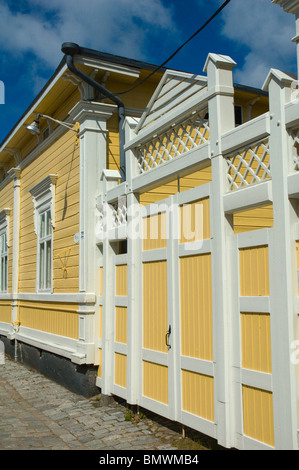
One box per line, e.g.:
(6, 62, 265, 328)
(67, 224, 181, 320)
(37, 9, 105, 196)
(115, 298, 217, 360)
(0, 209, 10, 293)
(29, 174, 57, 293)
(38, 209, 52, 291)
(234, 105, 243, 126)
(0, 231, 8, 292)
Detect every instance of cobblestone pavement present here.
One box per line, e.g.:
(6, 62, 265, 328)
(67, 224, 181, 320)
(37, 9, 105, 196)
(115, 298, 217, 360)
(0, 357, 187, 451)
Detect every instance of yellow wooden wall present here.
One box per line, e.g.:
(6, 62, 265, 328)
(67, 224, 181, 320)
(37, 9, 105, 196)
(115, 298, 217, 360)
(139, 166, 212, 206)
(19, 129, 80, 293)
(234, 205, 273, 234)
(18, 301, 79, 339)
(0, 301, 12, 323)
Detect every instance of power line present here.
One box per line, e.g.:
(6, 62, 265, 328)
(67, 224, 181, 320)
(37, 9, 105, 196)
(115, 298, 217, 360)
(114, 0, 232, 96)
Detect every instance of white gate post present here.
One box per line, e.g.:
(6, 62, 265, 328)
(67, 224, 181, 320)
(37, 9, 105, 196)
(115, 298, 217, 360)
(263, 69, 298, 449)
(101, 169, 121, 397)
(125, 117, 141, 405)
(204, 53, 236, 448)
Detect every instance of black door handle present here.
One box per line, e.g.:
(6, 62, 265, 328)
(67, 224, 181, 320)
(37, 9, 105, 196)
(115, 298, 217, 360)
(165, 325, 171, 350)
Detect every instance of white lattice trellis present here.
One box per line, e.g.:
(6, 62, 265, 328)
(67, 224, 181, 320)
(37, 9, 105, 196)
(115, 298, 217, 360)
(136, 109, 209, 173)
(111, 197, 127, 228)
(226, 139, 271, 191)
(291, 127, 299, 170)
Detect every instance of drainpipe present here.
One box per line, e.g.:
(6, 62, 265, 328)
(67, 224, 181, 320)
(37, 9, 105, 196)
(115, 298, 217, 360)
(61, 42, 126, 182)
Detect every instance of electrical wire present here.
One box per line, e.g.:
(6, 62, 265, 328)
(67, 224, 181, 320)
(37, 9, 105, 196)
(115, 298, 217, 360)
(114, 0, 232, 96)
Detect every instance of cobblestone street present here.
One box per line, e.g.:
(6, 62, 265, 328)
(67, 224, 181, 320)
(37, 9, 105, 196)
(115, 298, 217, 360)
(0, 356, 191, 451)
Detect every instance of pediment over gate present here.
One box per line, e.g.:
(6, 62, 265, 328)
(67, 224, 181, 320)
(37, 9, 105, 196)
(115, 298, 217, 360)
(134, 70, 207, 136)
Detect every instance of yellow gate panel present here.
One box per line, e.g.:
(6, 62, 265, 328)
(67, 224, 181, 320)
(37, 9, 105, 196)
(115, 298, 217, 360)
(242, 385, 275, 447)
(115, 307, 127, 344)
(180, 198, 210, 244)
(239, 246, 269, 296)
(143, 361, 168, 404)
(180, 254, 213, 360)
(241, 312, 272, 373)
(97, 349, 102, 378)
(115, 264, 127, 296)
(181, 370, 214, 422)
(99, 305, 103, 339)
(234, 205, 273, 234)
(100, 266, 103, 296)
(0, 302, 12, 323)
(297, 241, 299, 295)
(142, 212, 167, 251)
(143, 261, 168, 353)
(115, 353, 127, 388)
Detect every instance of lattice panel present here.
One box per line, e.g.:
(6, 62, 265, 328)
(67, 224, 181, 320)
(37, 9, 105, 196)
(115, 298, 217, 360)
(291, 127, 299, 170)
(111, 198, 127, 228)
(226, 139, 271, 191)
(136, 109, 209, 173)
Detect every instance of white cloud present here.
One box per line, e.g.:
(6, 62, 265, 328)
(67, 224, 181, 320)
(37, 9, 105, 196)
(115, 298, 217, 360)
(220, 0, 297, 87)
(0, 0, 176, 69)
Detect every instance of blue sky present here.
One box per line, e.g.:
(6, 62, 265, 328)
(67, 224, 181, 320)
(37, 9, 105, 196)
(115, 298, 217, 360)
(0, 0, 297, 144)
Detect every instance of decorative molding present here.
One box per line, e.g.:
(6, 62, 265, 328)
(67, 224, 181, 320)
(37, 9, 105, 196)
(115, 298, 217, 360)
(29, 174, 58, 233)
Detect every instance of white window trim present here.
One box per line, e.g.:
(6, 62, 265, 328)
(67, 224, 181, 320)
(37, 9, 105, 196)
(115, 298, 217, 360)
(0, 208, 11, 293)
(29, 175, 57, 293)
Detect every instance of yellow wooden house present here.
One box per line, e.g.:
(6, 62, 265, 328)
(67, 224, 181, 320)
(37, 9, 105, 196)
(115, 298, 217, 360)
(1, 0, 299, 450)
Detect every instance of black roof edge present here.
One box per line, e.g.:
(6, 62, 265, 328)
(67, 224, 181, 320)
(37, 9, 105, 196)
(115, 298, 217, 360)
(1, 46, 271, 150)
(233, 83, 269, 97)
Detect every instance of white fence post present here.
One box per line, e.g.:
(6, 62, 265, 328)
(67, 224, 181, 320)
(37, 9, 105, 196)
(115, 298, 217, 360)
(263, 69, 299, 449)
(204, 53, 236, 448)
(101, 169, 121, 397)
(125, 117, 141, 405)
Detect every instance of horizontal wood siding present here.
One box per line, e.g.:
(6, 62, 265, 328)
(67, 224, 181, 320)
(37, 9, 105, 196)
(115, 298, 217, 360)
(18, 301, 79, 339)
(0, 301, 12, 323)
(234, 205, 273, 234)
(19, 129, 80, 293)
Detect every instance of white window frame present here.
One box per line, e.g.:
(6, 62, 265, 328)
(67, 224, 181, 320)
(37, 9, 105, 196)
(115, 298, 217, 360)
(0, 208, 10, 293)
(37, 207, 53, 292)
(29, 175, 57, 293)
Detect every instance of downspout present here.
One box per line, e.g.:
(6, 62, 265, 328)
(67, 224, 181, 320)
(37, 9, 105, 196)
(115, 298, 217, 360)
(61, 42, 126, 182)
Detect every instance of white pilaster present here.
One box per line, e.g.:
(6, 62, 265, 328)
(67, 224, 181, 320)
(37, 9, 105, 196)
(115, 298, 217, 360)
(69, 101, 117, 365)
(264, 69, 298, 449)
(204, 53, 236, 448)
(8, 168, 21, 324)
